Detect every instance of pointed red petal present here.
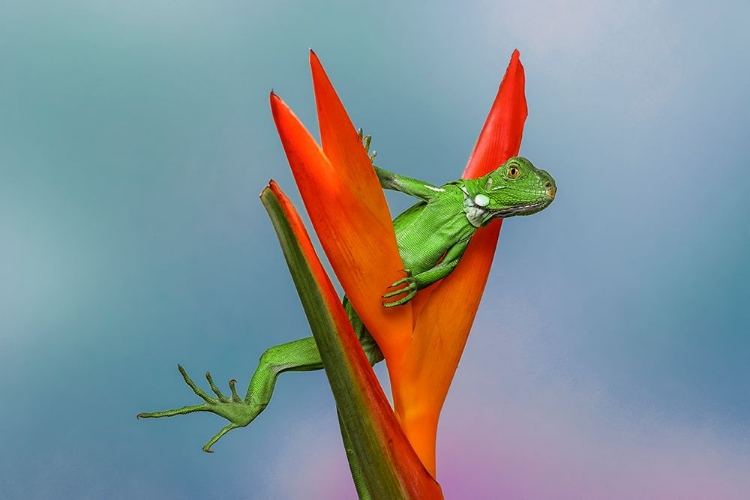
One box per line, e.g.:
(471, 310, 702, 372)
(463, 49, 527, 179)
(270, 92, 413, 375)
(395, 51, 527, 475)
(310, 50, 395, 227)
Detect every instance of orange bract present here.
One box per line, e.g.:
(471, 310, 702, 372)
(310, 51, 394, 224)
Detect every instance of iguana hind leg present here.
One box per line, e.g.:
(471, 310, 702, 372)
(242, 298, 383, 410)
(138, 298, 383, 451)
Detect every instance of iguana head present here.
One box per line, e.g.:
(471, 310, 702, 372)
(463, 157, 556, 226)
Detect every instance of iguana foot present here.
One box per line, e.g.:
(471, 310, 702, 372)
(382, 271, 418, 307)
(357, 128, 377, 162)
(137, 365, 263, 452)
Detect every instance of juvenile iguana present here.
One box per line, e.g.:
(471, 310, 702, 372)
(138, 145, 556, 451)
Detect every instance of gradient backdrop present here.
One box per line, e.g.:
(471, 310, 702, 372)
(2, 1, 749, 499)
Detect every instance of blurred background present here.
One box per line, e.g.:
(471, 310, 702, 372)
(1, 1, 749, 499)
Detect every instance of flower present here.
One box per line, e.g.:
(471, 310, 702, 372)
(270, 50, 527, 479)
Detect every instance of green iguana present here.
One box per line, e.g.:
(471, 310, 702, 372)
(138, 141, 556, 451)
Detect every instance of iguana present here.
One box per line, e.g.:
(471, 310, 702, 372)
(138, 142, 556, 451)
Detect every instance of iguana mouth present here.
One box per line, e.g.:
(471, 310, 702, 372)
(490, 201, 548, 217)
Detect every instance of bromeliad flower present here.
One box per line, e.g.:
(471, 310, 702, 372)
(140, 49, 555, 498)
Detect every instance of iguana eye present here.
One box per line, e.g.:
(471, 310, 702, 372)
(507, 165, 520, 179)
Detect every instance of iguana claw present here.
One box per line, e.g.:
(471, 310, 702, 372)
(382, 271, 418, 307)
(357, 128, 377, 162)
(137, 364, 262, 452)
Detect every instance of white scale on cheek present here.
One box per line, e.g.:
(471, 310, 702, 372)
(474, 193, 490, 207)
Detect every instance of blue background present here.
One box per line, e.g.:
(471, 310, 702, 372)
(1, 1, 749, 498)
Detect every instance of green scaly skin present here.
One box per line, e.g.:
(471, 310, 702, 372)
(138, 136, 556, 454)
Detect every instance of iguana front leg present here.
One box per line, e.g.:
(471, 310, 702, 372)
(359, 128, 442, 202)
(138, 300, 382, 452)
(382, 237, 471, 307)
(374, 166, 445, 202)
